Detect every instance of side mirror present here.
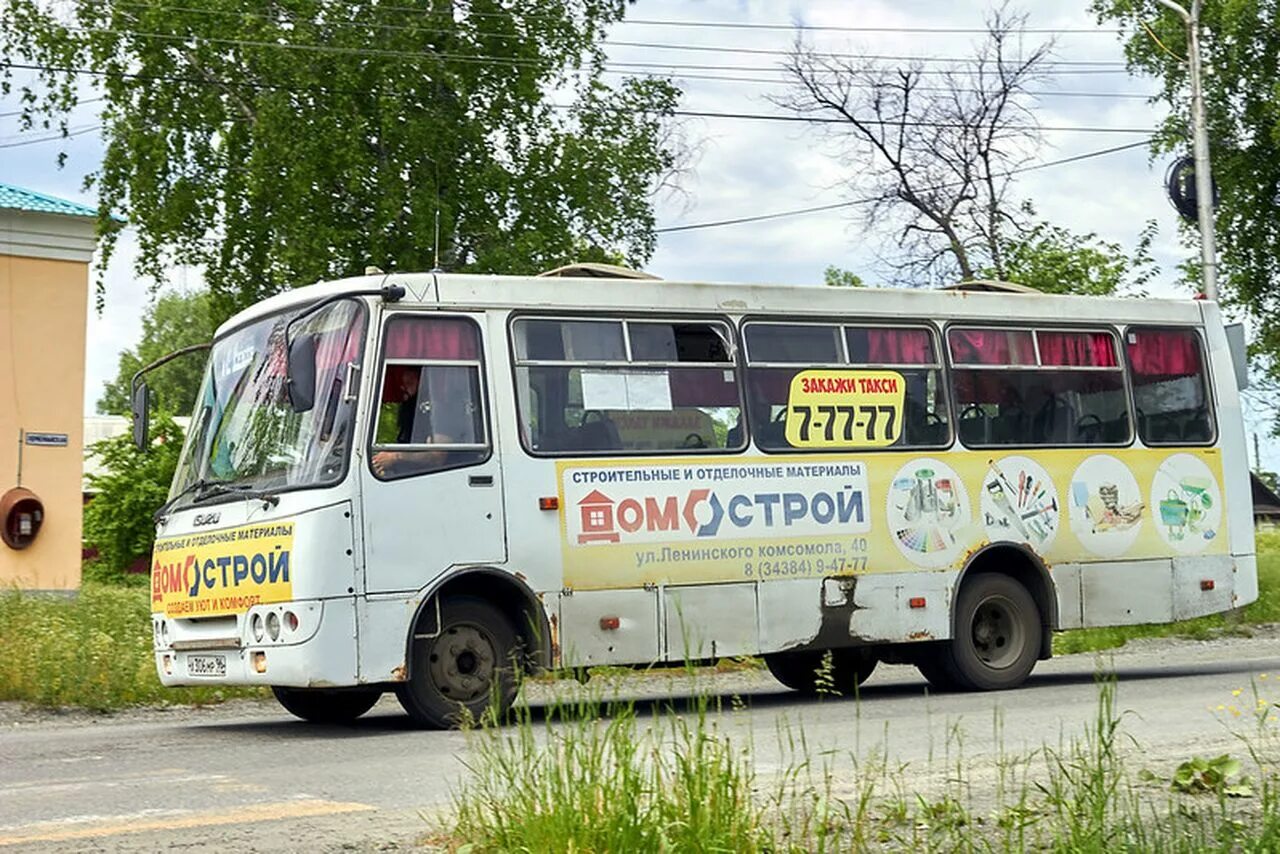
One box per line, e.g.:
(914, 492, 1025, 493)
(286, 332, 318, 413)
(131, 382, 151, 451)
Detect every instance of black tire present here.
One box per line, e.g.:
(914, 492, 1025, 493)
(395, 596, 519, 729)
(765, 647, 878, 694)
(934, 573, 1041, 691)
(272, 686, 382, 724)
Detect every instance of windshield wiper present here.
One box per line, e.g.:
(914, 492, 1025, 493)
(154, 478, 217, 522)
(190, 484, 282, 508)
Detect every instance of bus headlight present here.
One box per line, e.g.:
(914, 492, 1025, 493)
(266, 611, 281, 642)
(251, 613, 265, 642)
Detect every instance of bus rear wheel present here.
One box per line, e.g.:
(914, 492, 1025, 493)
(921, 573, 1040, 691)
(272, 686, 382, 724)
(766, 647, 878, 694)
(395, 596, 519, 729)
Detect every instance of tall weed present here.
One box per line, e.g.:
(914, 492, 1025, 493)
(0, 585, 263, 710)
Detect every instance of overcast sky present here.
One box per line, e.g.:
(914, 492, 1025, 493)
(3, 0, 1275, 467)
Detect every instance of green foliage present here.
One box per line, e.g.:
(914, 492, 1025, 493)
(0, 1, 681, 314)
(1156, 754, 1254, 798)
(985, 217, 1159, 296)
(97, 289, 214, 416)
(1092, 1, 1280, 355)
(0, 585, 265, 710)
(823, 265, 865, 288)
(83, 415, 183, 578)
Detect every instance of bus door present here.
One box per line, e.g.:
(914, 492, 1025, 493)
(359, 313, 507, 594)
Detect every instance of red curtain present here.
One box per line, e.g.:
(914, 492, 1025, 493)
(1128, 329, 1201, 377)
(385, 317, 479, 359)
(1038, 331, 1117, 367)
(866, 328, 934, 364)
(948, 328, 1035, 365)
(669, 368, 740, 407)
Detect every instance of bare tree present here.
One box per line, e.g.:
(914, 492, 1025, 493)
(774, 7, 1051, 285)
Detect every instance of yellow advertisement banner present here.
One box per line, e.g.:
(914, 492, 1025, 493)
(785, 370, 906, 448)
(557, 447, 1229, 590)
(151, 521, 295, 617)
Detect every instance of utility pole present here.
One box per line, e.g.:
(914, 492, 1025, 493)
(1154, 0, 1218, 301)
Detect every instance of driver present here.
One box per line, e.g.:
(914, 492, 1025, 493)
(371, 367, 453, 477)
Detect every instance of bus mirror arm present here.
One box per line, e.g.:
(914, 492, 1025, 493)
(129, 342, 213, 452)
(282, 282, 404, 414)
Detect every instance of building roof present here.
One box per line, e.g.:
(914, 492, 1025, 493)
(0, 182, 96, 218)
(1252, 472, 1280, 518)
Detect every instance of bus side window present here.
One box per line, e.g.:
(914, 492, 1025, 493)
(1127, 327, 1214, 445)
(949, 327, 1130, 448)
(370, 316, 489, 479)
(743, 322, 950, 452)
(511, 317, 744, 455)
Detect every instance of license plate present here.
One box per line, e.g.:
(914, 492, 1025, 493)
(187, 654, 227, 678)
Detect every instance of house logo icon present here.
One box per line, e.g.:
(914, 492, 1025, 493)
(577, 489, 621, 544)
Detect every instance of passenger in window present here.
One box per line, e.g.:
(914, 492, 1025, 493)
(371, 367, 454, 477)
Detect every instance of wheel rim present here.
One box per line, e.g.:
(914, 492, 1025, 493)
(428, 623, 498, 703)
(969, 594, 1025, 670)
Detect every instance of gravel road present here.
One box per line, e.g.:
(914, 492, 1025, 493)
(3, 631, 1280, 851)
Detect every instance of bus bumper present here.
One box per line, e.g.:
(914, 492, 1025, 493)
(153, 598, 360, 688)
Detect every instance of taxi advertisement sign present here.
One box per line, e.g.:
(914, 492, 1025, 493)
(151, 521, 294, 617)
(785, 369, 906, 448)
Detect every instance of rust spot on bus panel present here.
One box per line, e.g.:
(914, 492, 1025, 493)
(548, 613, 561, 665)
(907, 631, 934, 641)
(391, 665, 407, 682)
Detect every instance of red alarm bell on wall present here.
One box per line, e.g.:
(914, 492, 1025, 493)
(0, 487, 44, 550)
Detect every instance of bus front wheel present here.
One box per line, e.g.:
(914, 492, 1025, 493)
(766, 647, 878, 694)
(919, 573, 1040, 692)
(395, 596, 519, 729)
(272, 686, 382, 724)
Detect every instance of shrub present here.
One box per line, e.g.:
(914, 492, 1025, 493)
(82, 415, 183, 581)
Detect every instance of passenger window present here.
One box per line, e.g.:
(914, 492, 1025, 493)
(1127, 327, 1214, 444)
(370, 316, 488, 479)
(949, 326, 1130, 447)
(513, 317, 744, 455)
(745, 322, 951, 451)
(745, 323, 841, 364)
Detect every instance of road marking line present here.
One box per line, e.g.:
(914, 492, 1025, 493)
(0, 799, 375, 846)
(0, 774, 224, 798)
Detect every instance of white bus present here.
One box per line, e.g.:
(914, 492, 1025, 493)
(138, 268, 1256, 727)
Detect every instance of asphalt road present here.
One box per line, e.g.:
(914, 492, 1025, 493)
(3, 632, 1280, 852)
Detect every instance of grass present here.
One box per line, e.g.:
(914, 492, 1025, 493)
(440, 674, 1280, 852)
(1054, 532, 1280, 656)
(0, 584, 265, 711)
(447, 691, 769, 852)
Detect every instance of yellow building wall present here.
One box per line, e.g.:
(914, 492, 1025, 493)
(0, 252, 88, 590)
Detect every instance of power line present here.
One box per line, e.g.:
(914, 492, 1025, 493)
(605, 59, 1132, 76)
(596, 68, 1155, 100)
(655, 139, 1153, 233)
(59, 25, 1136, 77)
(0, 97, 104, 118)
(80, 0, 1127, 37)
(665, 109, 1153, 134)
(1, 62, 1157, 134)
(0, 123, 100, 148)
(604, 40, 1126, 67)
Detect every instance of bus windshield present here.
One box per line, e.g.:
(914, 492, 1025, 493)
(168, 299, 367, 505)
